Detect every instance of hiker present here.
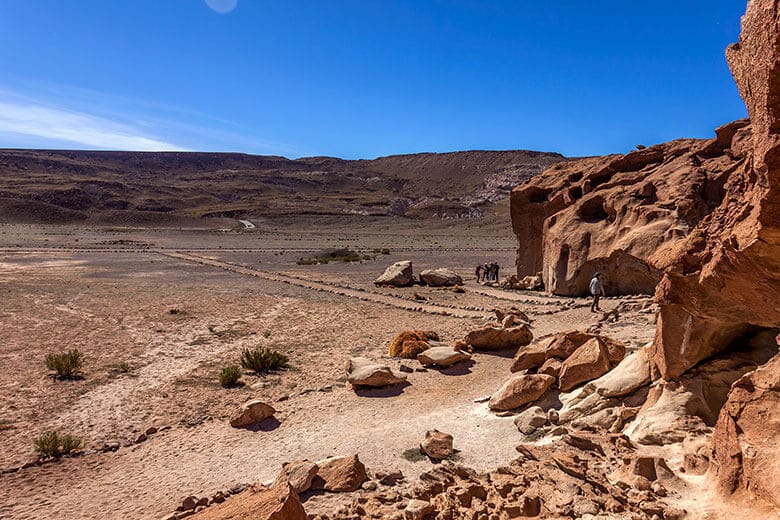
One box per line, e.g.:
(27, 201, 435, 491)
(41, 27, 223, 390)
(483, 263, 491, 282)
(494, 262, 500, 281)
(475, 264, 483, 282)
(589, 272, 606, 312)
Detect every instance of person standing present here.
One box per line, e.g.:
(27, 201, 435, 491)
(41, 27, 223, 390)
(475, 264, 483, 282)
(589, 272, 605, 312)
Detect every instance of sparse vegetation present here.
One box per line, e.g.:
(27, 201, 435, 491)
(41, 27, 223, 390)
(45, 349, 83, 379)
(401, 447, 427, 462)
(110, 362, 132, 375)
(33, 431, 82, 459)
(240, 347, 289, 374)
(168, 308, 182, 315)
(296, 248, 374, 265)
(219, 365, 242, 387)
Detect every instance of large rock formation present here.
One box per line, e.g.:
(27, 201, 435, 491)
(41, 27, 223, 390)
(650, 0, 780, 379)
(510, 125, 748, 296)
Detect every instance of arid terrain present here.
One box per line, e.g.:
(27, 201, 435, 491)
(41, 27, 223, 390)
(1, 219, 656, 519)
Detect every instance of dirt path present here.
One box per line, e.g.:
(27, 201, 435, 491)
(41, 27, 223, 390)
(159, 251, 489, 319)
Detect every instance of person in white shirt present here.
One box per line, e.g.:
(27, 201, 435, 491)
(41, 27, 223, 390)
(589, 272, 605, 312)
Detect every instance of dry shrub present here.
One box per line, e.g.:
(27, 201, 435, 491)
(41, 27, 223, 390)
(219, 365, 242, 387)
(388, 330, 439, 358)
(45, 349, 83, 379)
(34, 431, 82, 459)
(240, 347, 289, 374)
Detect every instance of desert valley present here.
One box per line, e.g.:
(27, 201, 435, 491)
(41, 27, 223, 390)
(1, 1, 780, 519)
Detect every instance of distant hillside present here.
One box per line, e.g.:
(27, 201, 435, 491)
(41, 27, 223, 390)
(0, 149, 564, 225)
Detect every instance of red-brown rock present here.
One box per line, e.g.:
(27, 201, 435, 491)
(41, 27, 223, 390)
(488, 374, 555, 411)
(558, 338, 611, 392)
(191, 483, 307, 520)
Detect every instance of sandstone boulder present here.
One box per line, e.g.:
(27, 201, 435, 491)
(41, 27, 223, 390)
(272, 460, 318, 494)
(312, 455, 367, 492)
(229, 400, 276, 428)
(494, 307, 531, 324)
(465, 324, 533, 351)
(417, 346, 471, 367)
(488, 374, 555, 411)
(511, 330, 624, 372)
(591, 347, 652, 398)
(419, 268, 463, 287)
(514, 406, 548, 434)
(345, 357, 407, 388)
(191, 482, 306, 520)
(375, 261, 414, 287)
(420, 430, 454, 460)
(388, 330, 437, 358)
(538, 357, 563, 378)
(558, 338, 611, 392)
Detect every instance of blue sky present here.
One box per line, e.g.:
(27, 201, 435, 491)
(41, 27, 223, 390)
(0, 1, 747, 159)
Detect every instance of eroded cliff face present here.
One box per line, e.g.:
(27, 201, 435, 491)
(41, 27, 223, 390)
(510, 124, 748, 296)
(650, 0, 780, 380)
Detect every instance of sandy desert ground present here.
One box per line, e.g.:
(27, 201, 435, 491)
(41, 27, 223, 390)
(0, 220, 669, 519)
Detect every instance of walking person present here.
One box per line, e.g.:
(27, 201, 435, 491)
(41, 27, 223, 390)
(589, 272, 605, 312)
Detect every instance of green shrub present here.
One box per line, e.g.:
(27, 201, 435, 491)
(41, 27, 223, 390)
(219, 365, 242, 387)
(34, 431, 82, 459)
(240, 347, 289, 374)
(45, 349, 83, 379)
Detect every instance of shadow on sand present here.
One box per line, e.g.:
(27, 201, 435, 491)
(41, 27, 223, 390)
(429, 359, 475, 376)
(240, 417, 282, 432)
(354, 381, 411, 398)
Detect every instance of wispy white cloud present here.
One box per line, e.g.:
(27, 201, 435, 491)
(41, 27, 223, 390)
(0, 95, 187, 151)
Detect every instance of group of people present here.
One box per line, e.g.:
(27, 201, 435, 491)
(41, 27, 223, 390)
(475, 262, 500, 283)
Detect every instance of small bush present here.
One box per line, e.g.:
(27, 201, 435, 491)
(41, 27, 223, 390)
(401, 447, 427, 463)
(45, 349, 83, 379)
(219, 365, 242, 387)
(34, 431, 82, 459)
(240, 347, 289, 374)
(168, 308, 181, 315)
(109, 362, 132, 376)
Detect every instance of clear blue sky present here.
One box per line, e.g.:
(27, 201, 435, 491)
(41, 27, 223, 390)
(0, 0, 747, 159)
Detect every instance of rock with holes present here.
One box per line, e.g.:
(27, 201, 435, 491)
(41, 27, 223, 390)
(375, 261, 414, 287)
(229, 400, 276, 428)
(489, 374, 555, 411)
(346, 357, 407, 388)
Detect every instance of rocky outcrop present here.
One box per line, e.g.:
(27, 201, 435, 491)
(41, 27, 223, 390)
(273, 460, 319, 494)
(511, 330, 624, 373)
(191, 482, 307, 520)
(649, 0, 780, 380)
(419, 268, 463, 287)
(712, 351, 780, 509)
(345, 357, 407, 388)
(510, 125, 747, 296)
(374, 261, 414, 287)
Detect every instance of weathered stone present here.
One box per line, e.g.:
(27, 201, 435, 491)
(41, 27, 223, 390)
(416, 346, 471, 367)
(404, 499, 434, 520)
(514, 406, 548, 434)
(229, 400, 276, 428)
(558, 338, 611, 392)
(489, 374, 555, 411)
(272, 460, 318, 494)
(420, 430, 454, 460)
(190, 483, 307, 520)
(311, 455, 367, 492)
(538, 357, 562, 378)
(465, 324, 533, 351)
(346, 357, 407, 388)
(419, 268, 463, 287)
(375, 261, 414, 287)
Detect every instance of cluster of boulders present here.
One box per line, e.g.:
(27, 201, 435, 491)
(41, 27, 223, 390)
(487, 331, 627, 419)
(499, 273, 544, 291)
(310, 433, 684, 520)
(346, 309, 535, 390)
(374, 261, 463, 288)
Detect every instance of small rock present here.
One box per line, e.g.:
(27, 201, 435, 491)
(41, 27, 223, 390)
(514, 406, 548, 434)
(404, 499, 434, 520)
(362, 480, 378, 491)
(229, 400, 276, 428)
(420, 430, 454, 460)
(177, 496, 198, 512)
(311, 454, 367, 492)
(399, 364, 414, 373)
(135, 433, 148, 444)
